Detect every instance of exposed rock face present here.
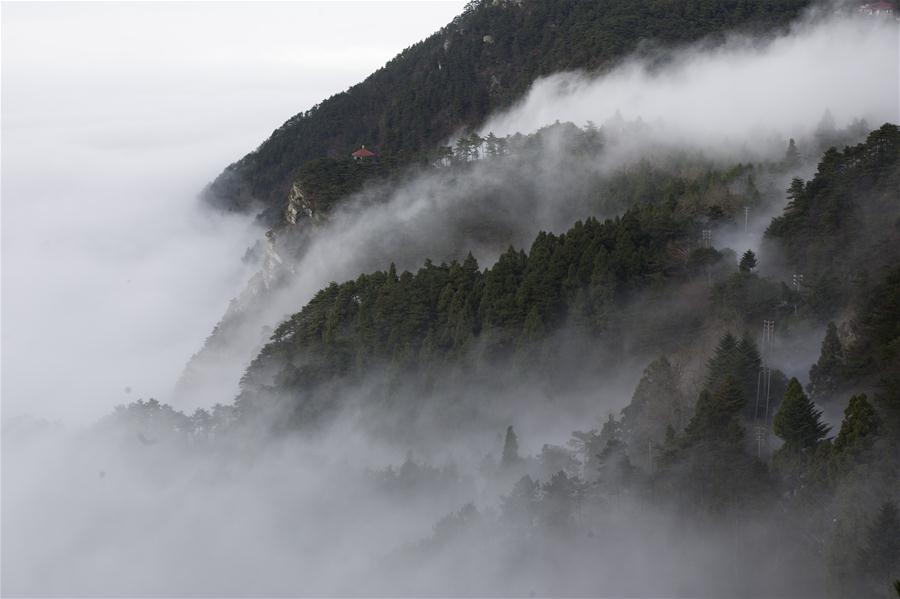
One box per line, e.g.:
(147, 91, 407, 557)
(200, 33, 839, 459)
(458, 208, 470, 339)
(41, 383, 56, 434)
(285, 182, 319, 226)
(174, 187, 309, 410)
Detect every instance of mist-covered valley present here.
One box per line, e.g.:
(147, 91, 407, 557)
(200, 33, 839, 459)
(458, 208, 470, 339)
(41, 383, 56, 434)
(3, 1, 900, 597)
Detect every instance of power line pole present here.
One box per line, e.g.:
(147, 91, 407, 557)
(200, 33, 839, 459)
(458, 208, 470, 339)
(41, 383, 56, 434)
(792, 273, 804, 314)
(754, 320, 776, 458)
(744, 206, 750, 233)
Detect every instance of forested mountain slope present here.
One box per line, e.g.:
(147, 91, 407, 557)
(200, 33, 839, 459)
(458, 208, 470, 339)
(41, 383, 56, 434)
(98, 125, 900, 598)
(202, 0, 812, 221)
(235, 125, 900, 435)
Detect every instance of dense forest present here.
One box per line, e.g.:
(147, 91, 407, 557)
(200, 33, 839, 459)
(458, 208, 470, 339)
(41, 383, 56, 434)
(97, 124, 900, 596)
(7, 1, 899, 596)
(202, 0, 813, 222)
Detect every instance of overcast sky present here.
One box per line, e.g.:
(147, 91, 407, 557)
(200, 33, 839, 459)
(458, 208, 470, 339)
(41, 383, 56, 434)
(1, 1, 466, 425)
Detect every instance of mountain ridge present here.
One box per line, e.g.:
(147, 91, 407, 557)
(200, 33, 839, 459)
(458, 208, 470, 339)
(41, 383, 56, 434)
(201, 0, 814, 224)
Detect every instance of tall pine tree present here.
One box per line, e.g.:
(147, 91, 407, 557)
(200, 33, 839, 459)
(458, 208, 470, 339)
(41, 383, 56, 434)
(773, 378, 829, 453)
(808, 321, 844, 402)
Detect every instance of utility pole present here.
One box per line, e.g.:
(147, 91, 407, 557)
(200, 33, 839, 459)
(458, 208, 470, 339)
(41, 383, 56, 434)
(744, 206, 750, 233)
(792, 273, 804, 314)
(754, 320, 776, 458)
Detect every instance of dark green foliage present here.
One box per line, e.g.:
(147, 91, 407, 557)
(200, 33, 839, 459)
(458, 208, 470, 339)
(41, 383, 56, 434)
(620, 356, 684, 457)
(739, 249, 757, 272)
(766, 124, 900, 318)
(808, 321, 844, 402)
(205, 0, 813, 217)
(291, 157, 391, 216)
(710, 270, 784, 323)
(846, 267, 900, 383)
(833, 394, 880, 455)
(662, 378, 770, 512)
(704, 332, 767, 422)
(772, 378, 829, 453)
(238, 202, 698, 416)
(684, 378, 747, 446)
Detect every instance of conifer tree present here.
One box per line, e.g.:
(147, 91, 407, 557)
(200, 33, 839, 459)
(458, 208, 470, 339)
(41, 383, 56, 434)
(685, 378, 746, 446)
(597, 413, 621, 450)
(808, 322, 844, 401)
(784, 138, 801, 168)
(773, 378, 829, 452)
(674, 379, 761, 511)
(833, 394, 880, 454)
(621, 356, 683, 454)
(739, 249, 757, 273)
(501, 425, 521, 468)
(706, 333, 739, 393)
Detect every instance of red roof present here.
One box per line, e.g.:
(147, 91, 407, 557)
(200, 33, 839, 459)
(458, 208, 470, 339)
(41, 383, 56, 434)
(352, 146, 377, 158)
(863, 1, 895, 8)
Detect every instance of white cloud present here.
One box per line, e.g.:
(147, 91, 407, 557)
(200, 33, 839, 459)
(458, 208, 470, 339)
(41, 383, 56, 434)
(1, 1, 466, 424)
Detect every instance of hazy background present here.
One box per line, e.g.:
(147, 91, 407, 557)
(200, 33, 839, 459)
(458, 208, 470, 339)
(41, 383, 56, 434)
(1, 1, 467, 425)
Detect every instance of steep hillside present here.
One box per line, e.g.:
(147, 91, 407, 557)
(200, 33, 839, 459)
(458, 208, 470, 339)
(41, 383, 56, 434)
(235, 124, 900, 432)
(202, 0, 812, 222)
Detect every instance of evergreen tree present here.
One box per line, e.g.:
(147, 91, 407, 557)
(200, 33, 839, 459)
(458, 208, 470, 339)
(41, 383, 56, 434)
(669, 379, 766, 512)
(784, 137, 801, 168)
(833, 394, 880, 454)
(620, 356, 683, 457)
(596, 436, 633, 496)
(685, 378, 747, 446)
(539, 470, 582, 532)
(568, 429, 604, 481)
(501, 425, 521, 468)
(739, 249, 758, 273)
(706, 333, 739, 393)
(597, 413, 621, 449)
(808, 321, 844, 401)
(484, 132, 499, 158)
(772, 378, 829, 453)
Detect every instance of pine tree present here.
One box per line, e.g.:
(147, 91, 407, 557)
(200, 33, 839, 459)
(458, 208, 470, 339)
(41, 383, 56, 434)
(484, 132, 499, 158)
(833, 394, 880, 454)
(568, 429, 604, 481)
(501, 425, 521, 468)
(773, 378, 829, 453)
(685, 378, 747, 446)
(784, 138, 801, 168)
(539, 470, 582, 531)
(706, 333, 739, 393)
(620, 356, 683, 455)
(675, 379, 761, 511)
(739, 249, 757, 273)
(808, 321, 844, 401)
